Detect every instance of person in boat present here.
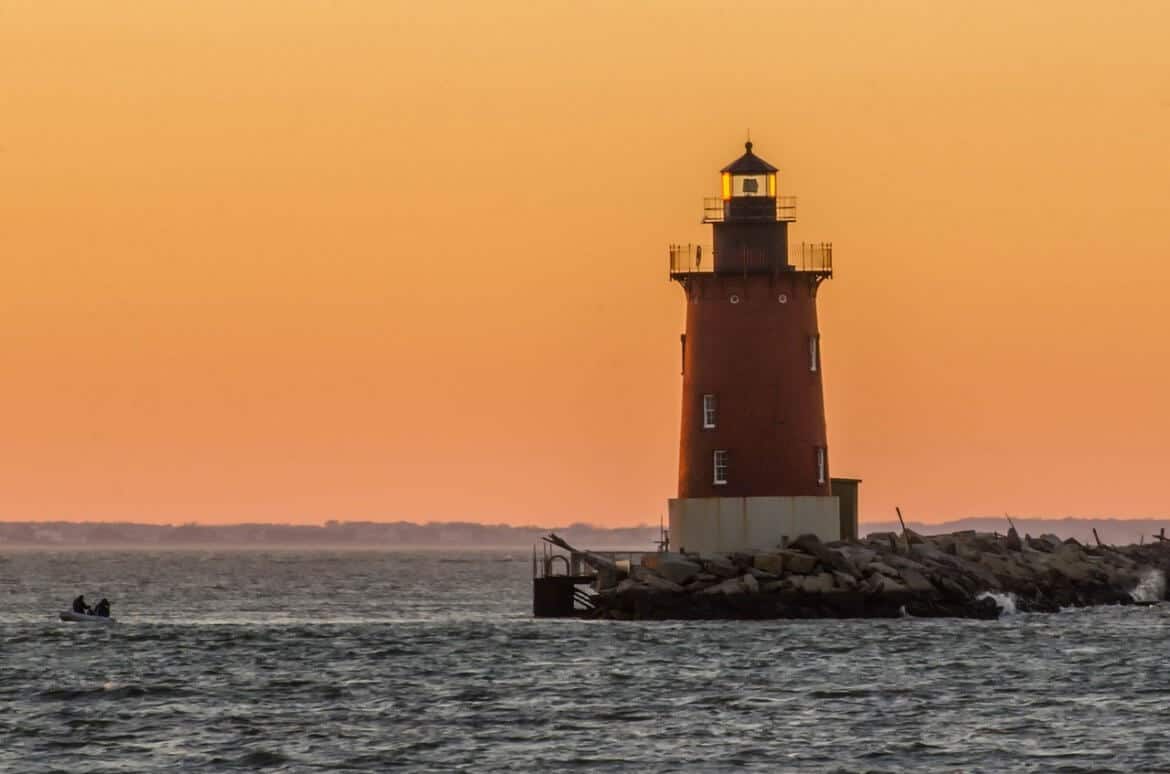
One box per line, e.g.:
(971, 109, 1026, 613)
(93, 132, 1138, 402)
(93, 598, 111, 618)
(72, 595, 92, 615)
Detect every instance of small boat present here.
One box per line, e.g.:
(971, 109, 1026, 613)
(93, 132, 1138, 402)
(59, 610, 116, 625)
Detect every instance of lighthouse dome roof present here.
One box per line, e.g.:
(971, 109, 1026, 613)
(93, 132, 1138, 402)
(720, 141, 778, 174)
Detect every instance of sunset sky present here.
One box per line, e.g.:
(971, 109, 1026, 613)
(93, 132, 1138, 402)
(2, 2, 1169, 526)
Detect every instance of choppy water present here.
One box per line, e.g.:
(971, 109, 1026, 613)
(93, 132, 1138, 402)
(2, 550, 1170, 772)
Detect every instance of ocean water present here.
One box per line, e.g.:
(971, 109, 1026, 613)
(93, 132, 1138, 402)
(2, 550, 1169, 773)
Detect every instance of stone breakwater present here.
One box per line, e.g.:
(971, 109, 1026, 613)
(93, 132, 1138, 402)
(589, 529, 1170, 620)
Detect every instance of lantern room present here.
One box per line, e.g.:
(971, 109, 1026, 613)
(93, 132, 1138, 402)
(718, 141, 781, 222)
(720, 142, 778, 200)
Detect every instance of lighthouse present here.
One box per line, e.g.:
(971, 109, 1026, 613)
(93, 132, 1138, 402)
(667, 142, 858, 553)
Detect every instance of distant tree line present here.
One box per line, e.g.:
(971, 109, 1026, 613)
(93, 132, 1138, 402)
(0, 517, 1164, 549)
(0, 520, 661, 548)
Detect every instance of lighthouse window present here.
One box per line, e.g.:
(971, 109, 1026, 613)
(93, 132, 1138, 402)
(810, 334, 820, 372)
(816, 447, 826, 485)
(702, 394, 717, 428)
(732, 174, 768, 198)
(713, 450, 728, 485)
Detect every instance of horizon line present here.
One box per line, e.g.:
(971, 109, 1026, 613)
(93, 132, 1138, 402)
(3, 515, 1170, 529)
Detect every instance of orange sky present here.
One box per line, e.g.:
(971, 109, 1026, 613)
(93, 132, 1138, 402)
(2, 2, 1169, 526)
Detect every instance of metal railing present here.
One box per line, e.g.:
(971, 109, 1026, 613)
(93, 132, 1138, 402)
(791, 242, 833, 273)
(668, 242, 832, 276)
(703, 196, 797, 223)
(669, 243, 710, 274)
(532, 544, 648, 579)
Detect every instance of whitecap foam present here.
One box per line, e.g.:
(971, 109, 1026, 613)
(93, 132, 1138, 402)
(976, 591, 1018, 616)
(1130, 569, 1165, 603)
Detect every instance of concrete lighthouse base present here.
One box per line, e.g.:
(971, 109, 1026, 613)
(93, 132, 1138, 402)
(669, 496, 841, 555)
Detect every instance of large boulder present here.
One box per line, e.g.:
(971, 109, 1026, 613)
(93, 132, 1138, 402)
(1096, 559, 1141, 589)
(683, 577, 719, 593)
(955, 541, 983, 563)
(968, 532, 1007, 555)
(953, 561, 1003, 591)
(862, 573, 907, 594)
(911, 543, 965, 570)
(776, 550, 818, 575)
(875, 575, 908, 593)
(837, 545, 878, 569)
(643, 555, 702, 585)
(615, 578, 640, 595)
(802, 572, 837, 593)
(1026, 535, 1057, 553)
(789, 534, 859, 577)
(981, 553, 1037, 586)
(702, 556, 740, 579)
(729, 552, 756, 570)
(886, 555, 930, 573)
(931, 534, 958, 555)
(1044, 555, 1093, 584)
(832, 571, 859, 590)
(898, 567, 936, 594)
(644, 574, 686, 593)
(595, 566, 620, 591)
(630, 566, 685, 592)
(742, 573, 760, 593)
(700, 576, 748, 595)
(753, 553, 786, 575)
(934, 574, 974, 601)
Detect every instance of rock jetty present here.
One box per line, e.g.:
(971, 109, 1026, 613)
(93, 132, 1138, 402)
(586, 529, 1170, 620)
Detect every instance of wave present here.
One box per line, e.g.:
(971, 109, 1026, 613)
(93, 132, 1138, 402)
(37, 684, 147, 701)
(976, 591, 1018, 616)
(237, 750, 291, 767)
(34, 681, 193, 702)
(1130, 569, 1166, 603)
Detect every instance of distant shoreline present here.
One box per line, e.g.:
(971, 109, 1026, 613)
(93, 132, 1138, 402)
(1, 516, 1167, 549)
(0, 543, 533, 552)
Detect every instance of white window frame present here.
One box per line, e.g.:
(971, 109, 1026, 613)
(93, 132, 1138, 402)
(816, 447, 826, 485)
(810, 334, 820, 373)
(713, 450, 728, 485)
(702, 394, 717, 429)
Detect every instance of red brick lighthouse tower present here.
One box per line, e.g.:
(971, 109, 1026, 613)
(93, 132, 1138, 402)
(667, 142, 854, 552)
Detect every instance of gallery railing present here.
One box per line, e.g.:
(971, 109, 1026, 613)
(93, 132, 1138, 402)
(702, 196, 797, 223)
(668, 242, 832, 276)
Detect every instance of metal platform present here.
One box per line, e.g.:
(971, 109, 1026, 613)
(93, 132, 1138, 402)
(532, 535, 649, 618)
